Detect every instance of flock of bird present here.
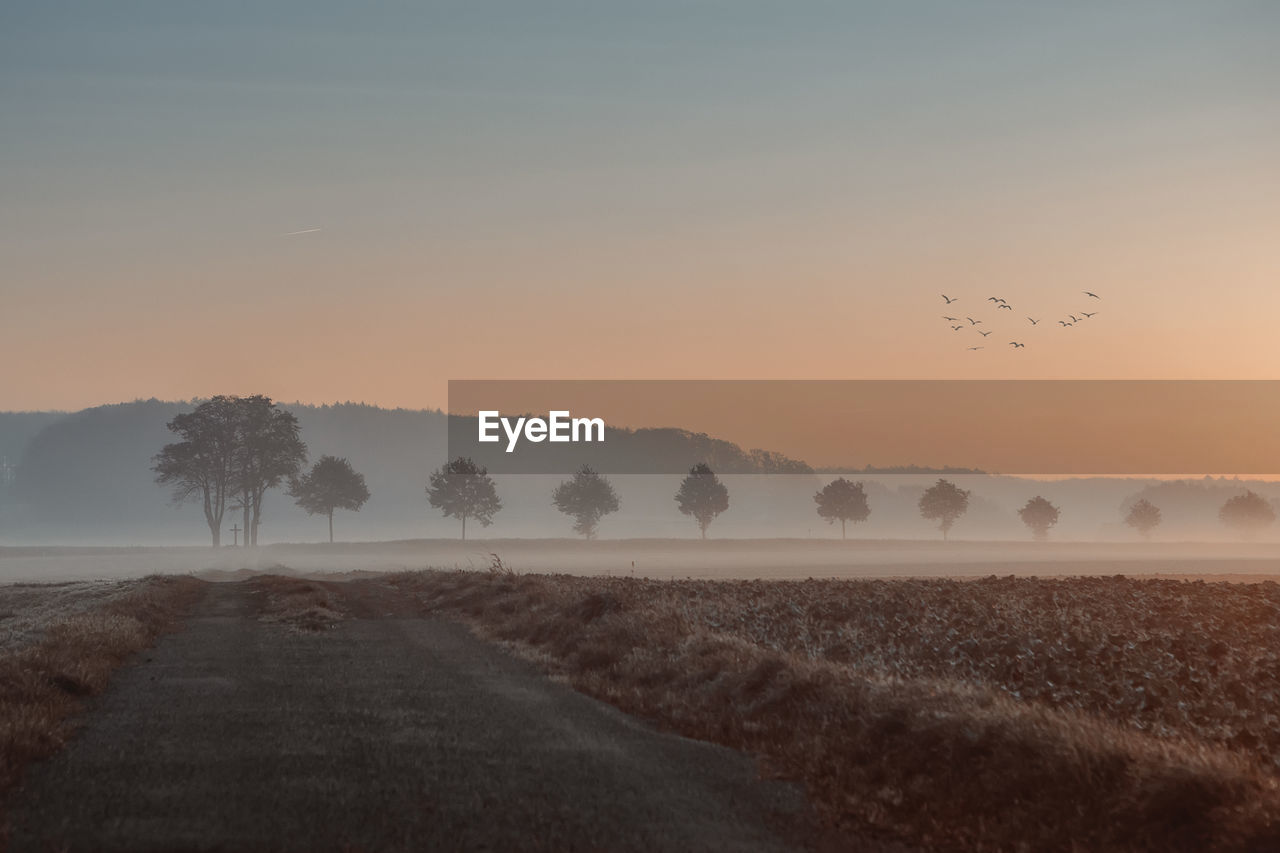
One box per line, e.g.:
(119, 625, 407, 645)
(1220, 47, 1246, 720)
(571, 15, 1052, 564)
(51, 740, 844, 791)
(938, 291, 1101, 351)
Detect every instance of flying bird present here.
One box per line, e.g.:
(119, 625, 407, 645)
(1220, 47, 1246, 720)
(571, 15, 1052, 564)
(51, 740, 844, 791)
(966, 317, 982, 325)
(943, 315, 960, 321)
(942, 294, 958, 304)
(1082, 311, 1097, 318)
(1069, 314, 1080, 322)
(1084, 291, 1100, 299)
(987, 297, 1005, 303)
(998, 304, 1012, 310)
(951, 324, 964, 330)
(979, 330, 992, 337)
(1058, 320, 1073, 327)
(1027, 317, 1040, 325)
(1009, 341, 1025, 348)
(284, 227, 322, 236)
(967, 346, 983, 351)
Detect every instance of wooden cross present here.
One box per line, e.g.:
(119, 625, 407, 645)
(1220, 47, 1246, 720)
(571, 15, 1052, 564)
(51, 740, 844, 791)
(230, 524, 242, 547)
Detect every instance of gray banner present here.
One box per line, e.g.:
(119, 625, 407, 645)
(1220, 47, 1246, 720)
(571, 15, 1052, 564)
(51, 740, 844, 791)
(447, 380, 1280, 475)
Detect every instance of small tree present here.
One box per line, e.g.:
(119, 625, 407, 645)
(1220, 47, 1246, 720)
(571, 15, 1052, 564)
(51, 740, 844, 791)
(919, 478, 970, 541)
(814, 478, 871, 539)
(675, 463, 729, 539)
(427, 457, 501, 540)
(289, 455, 370, 543)
(1124, 498, 1162, 540)
(1018, 495, 1060, 541)
(1219, 490, 1275, 540)
(552, 465, 620, 539)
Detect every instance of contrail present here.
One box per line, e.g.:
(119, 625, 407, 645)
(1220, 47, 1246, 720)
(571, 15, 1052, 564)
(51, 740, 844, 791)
(284, 227, 322, 236)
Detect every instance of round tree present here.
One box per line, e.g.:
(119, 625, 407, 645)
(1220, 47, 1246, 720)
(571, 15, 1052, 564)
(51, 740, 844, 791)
(426, 457, 501, 540)
(814, 478, 871, 539)
(1219, 490, 1275, 540)
(1124, 498, 1162, 540)
(675, 463, 729, 539)
(289, 455, 370, 543)
(1018, 495, 1059, 541)
(918, 479, 970, 541)
(552, 465, 620, 539)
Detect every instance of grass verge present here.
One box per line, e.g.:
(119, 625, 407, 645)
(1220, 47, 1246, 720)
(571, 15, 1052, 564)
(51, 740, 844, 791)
(391, 570, 1280, 852)
(0, 575, 205, 808)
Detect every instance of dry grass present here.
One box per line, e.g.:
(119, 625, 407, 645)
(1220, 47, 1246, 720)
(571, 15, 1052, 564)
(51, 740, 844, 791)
(250, 576, 345, 632)
(0, 580, 149, 655)
(656, 575, 1280, 769)
(0, 575, 205, 804)
(391, 570, 1280, 852)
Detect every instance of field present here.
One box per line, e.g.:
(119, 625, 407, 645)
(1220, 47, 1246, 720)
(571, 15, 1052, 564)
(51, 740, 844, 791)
(5, 538, 1280, 585)
(392, 568, 1280, 851)
(3, 556, 1278, 850)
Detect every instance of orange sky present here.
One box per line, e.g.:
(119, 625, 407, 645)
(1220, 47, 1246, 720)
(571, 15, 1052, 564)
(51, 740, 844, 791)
(3, 4, 1278, 412)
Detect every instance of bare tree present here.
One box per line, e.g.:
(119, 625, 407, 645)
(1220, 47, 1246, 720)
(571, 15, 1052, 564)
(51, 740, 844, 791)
(1018, 495, 1060, 541)
(427, 457, 501, 540)
(552, 465, 620, 539)
(814, 478, 870, 539)
(152, 396, 241, 546)
(289, 455, 370, 543)
(919, 479, 970, 541)
(675, 463, 729, 539)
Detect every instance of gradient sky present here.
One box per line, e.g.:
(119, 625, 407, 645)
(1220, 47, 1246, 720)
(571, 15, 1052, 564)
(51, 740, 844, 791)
(2, 2, 1278, 412)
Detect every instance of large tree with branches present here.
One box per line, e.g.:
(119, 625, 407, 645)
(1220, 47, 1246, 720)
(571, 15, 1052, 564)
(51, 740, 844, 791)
(231, 395, 307, 547)
(152, 396, 241, 547)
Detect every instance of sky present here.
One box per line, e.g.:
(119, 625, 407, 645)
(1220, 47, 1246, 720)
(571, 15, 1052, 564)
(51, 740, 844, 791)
(2, 1, 1278, 412)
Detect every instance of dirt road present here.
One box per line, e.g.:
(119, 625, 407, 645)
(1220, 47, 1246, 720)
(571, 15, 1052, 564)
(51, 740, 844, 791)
(6, 580, 824, 852)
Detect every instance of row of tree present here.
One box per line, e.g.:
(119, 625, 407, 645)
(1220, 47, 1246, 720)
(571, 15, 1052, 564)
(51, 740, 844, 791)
(155, 399, 1279, 544)
(830, 479, 1276, 541)
(835, 480, 1277, 541)
(424, 459, 729, 540)
(423, 462, 1280, 543)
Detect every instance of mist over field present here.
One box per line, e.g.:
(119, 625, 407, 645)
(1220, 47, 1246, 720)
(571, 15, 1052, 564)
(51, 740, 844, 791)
(3, 400, 1280, 549)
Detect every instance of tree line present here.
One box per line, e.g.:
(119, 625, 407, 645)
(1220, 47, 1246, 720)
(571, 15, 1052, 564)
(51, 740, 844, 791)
(155, 397, 1280, 545)
(423, 459, 728, 540)
(424, 462, 1278, 542)
(424, 463, 1278, 543)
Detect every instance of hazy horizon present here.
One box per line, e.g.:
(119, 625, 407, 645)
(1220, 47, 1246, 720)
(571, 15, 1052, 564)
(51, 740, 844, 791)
(8, 397, 1280, 551)
(13, 390, 1280, 478)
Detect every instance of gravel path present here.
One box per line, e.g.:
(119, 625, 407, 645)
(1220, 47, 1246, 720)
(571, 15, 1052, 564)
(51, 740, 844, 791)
(7, 580, 823, 852)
